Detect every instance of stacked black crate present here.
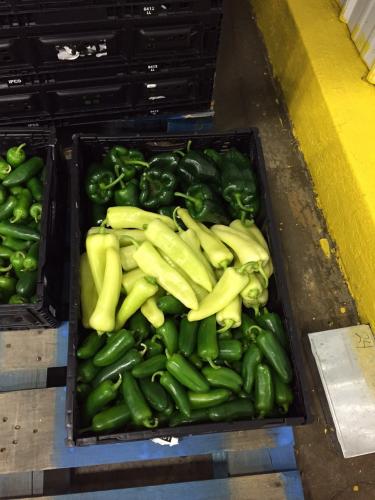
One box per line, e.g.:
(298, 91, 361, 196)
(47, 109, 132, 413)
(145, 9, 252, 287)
(0, 0, 223, 125)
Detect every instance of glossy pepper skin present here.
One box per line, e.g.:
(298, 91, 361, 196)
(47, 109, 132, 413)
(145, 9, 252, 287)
(90, 403, 131, 433)
(10, 251, 25, 272)
(11, 188, 32, 223)
(131, 354, 167, 378)
(30, 203, 42, 223)
(16, 270, 36, 298)
(188, 388, 231, 409)
(218, 339, 243, 362)
(6, 143, 26, 167)
(177, 151, 219, 185)
(144, 338, 163, 359)
(209, 399, 254, 422)
(114, 179, 139, 207)
(154, 319, 178, 356)
(0, 156, 11, 180)
(157, 295, 186, 315)
(84, 375, 122, 421)
(93, 329, 135, 367)
(242, 344, 262, 394)
(139, 378, 170, 413)
(92, 349, 142, 387)
(273, 372, 293, 414)
(255, 364, 274, 417)
(85, 166, 118, 205)
(129, 311, 150, 343)
(203, 148, 222, 167)
(197, 315, 219, 368)
(256, 308, 289, 351)
(0, 196, 17, 221)
(26, 177, 43, 202)
(221, 161, 259, 221)
(149, 152, 181, 172)
(169, 408, 210, 427)
(174, 183, 228, 224)
(77, 331, 105, 360)
(202, 366, 243, 393)
(153, 371, 191, 417)
(23, 242, 39, 271)
(166, 353, 210, 393)
(3, 156, 44, 187)
(255, 328, 292, 384)
(178, 317, 199, 357)
(1, 237, 31, 252)
(77, 358, 100, 383)
(122, 373, 157, 428)
(139, 168, 177, 209)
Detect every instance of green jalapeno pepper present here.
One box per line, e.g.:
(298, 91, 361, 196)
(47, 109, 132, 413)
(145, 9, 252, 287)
(202, 366, 242, 393)
(93, 330, 135, 367)
(77, 331, 106, 360)
(178, 317, 199, 357)
(197, 315, 219, 369)
(84, 375, 122, 421)
(169, 408, 210, 427)
(255, 364, 274, 417)
(256, 308, 289, 351)
(6, 143, 26, 167)
(92, 349, 143, 387)
(255, 328, 292, 384)
(10, 251, 25, 272)
(144, 338, 163, 359)
(240, 313, 258, 340)
(131, 354, 167, 378)
(0, 196, 17, 221)
(242, 344, 262, 394)
(90, 403, 131, 433)
(218, 339, 243, 362)
(153, 371, 191, 418)
(77, 359, 101, 383)
(30, 203, 42, 223)
(23, 242, 39, 271)
(139, 378, 171, 413)
(209, 399, 255, 422)
(0, 222, 40, 241)
(154, 319, 178, 356)
(122, 373, 157, 428)
(189, 353, 203, 369)
(16, 270, 37, 298)
(0, 156, 11, 180)
(166, 353, 210, 393)
(26, 177, 43, 202)
(129, 311, 150, 344)
(1, 236, 31, 251)
(11, 188, 32, 223)
(188, 388, 231, 409)
(3, 156, 44, 187)
(157, 295, 186, 315)
(273, 371, 293, 414)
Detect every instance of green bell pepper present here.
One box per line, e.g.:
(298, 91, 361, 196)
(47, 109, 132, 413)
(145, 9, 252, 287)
(114, 179, 139, 207)
(139, 168, 177, 209)
(149, 152, 182, 172)
(6, 143, 26, 167)
(221, 161, 259, 221)
(175, 183, 228, 224)
(177, 150, 219, 185)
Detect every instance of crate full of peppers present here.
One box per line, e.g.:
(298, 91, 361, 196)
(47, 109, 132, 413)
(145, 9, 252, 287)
(0, 129, 61, 329)
(68, 131, 307, 445)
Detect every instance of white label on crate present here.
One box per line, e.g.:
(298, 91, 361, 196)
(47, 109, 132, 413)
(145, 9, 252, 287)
(56, 40, 108, 61)
(148, 95, 166, 101)
(152, 436, 179, 447)
(147, 64, 159, 72)
(143, 5, 156, 15)
(8, 78, 23, 86)
(146, 83, 157, 88)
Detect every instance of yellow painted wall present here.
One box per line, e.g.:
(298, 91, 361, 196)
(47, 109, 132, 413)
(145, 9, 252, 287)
(251, 0, 375, 328)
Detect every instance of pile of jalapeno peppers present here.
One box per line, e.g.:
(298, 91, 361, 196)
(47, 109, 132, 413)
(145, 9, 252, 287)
(78, 144, 295, 435)
(0, 143, 43, 304)
(85, 143, 260, 227)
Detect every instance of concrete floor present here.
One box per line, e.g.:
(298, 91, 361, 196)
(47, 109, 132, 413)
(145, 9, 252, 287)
(213, 1, 375, 499)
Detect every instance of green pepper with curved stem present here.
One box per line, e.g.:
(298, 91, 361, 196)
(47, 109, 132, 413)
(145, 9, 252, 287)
(157, 295, 186, 315)
(209, 399, 255, 422)
(218, 339, 243, 362)
(122, 373, 157, 428)
(10, 251, 25, 272)
(129, 310, 150, 344)
(240, 313, 258, 340)
(255, 364, 274, 417)
(221, 161, 259, 221)
(11, 188, 32, 223)
(254, 327, 293, 384)
(90, 403, 131, 432)
(0, 156, 11, 180)
(84, 375, 122, 421)
(169, 408, 210, 427)
(77, 359, 101, 383)
(197, 315, 219, 369)
(131, 354, 167, 378)
(0, 196, 17, 222)
(203, 148, 222, 167)
(77, 331, 106, 360)
(154, 319, 178, 356)
(26, 177, 43, 202)
(256, 308, 289, 351)
(92, 349, 143, 387)
(30, 203, 42, 223)
(273, 372, 294, 414)
(23, 242, 39, 271)
(106, 146, 149, 178)
(242, 344, 262, 394)
(174, 183, 228, 224)
(139, 378, 170, 413)
(93, 329, 135, 367)
(6, 143, 26, 167)
(149, 152, 182, 172)
(139, 168, 177, 209)
(114, 178, 139, 207)
(166, 353, 210, 393)
(188, 388, 231, 409)
(4, 156, 44, 187)
(85, 166, 124, 205)
(144, 338, 163, 359)
(153, 370, 191, 417)
(178, 317, 198, 358)
(202, 366, 242, 393)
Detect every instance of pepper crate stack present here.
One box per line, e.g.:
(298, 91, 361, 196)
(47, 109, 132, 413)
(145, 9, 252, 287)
(67, 131, 307, 445)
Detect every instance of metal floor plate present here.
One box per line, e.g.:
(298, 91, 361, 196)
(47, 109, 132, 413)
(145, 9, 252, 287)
(309, 325, 375, 458)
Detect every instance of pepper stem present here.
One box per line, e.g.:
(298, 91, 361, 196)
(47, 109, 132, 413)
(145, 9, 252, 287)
(151, 371, 163, 383)
(114, 165, 125, 189)
(165, 349, 171, 360)
(0, 264, 12, 272)
(174, 149, 185, 157)
(113, 374, 122, 391)
(124, 160, 150, 168)
(207, 358, 220, 370)
(1, 164, 11, 175)
(10, 214, 22, 224)
(143, 417, 158, 429)
(257, 264, 269, 288)
(16, 143, 26, 154)
(174, 192, 199, 206)
(217, 320, 234, 333)
(172, 207, 183, 232)
(102, 173, 125, 189)
(249, 325, 262, 335)
(234, 193, 256, 214)
(186, 140, 192, 153)
(139, 343, 148, 356)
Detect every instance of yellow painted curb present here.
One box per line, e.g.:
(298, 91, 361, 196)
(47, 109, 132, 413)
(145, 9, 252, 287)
(252, 0, 375, 329)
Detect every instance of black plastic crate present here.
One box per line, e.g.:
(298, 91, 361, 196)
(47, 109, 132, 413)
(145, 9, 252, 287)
(66, 130, 309, 446)
(0, 128, 65, 329)
(0, 65, 215, 124)
(0, 0, 223, 29)
(0, 13, 222, 73)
